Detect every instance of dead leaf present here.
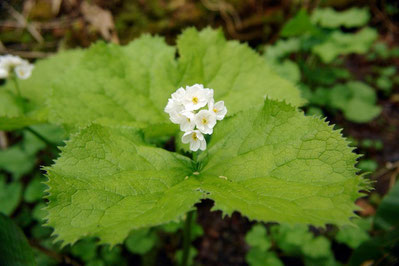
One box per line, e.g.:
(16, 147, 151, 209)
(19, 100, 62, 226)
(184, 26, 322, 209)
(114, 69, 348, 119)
(80, 2, 119, 43)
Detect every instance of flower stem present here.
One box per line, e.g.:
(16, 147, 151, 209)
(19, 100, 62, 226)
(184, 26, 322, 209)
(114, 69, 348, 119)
(11, 76, 22, 98)
(181, 210, 194, 266)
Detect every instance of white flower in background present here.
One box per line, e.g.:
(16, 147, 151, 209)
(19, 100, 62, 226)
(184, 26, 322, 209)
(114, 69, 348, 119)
(15, 64, 34, 80)
(0, 54, 34, 80)
(182, 130, 206, 151)
(195, 110, 217, 134)
(0, 68, 8, 79)
(182, 84, 213, 111)
(165, 84, 227, 151)
(209, 100, 227, 120)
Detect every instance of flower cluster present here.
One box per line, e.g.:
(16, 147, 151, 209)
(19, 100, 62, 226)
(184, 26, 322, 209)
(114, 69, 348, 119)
(165, 84, 227, 151)
(0, 55, 34, 80)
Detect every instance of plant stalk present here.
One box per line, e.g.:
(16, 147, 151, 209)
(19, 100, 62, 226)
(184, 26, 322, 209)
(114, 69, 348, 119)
(11, 76, 22, 98)
(181, 210, 194, 266)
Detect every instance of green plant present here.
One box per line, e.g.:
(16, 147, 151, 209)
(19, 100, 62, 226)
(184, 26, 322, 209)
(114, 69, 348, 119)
(0, 28, 369, 264)
(264, 7, 385, 123)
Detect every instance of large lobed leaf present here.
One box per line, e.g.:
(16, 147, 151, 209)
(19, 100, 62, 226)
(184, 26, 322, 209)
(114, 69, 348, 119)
(45, 100, 367, 246)
(45, 125, 203, 245)
(47, 28, 304, 131)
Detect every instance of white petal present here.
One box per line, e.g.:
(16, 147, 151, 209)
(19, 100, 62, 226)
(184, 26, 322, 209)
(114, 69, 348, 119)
(15, 63, 34, 80)
(190, 140, 200, 151)
(182, 131, 193, 144)
(0, 68, 9, 79)
(199, 139, 207, 151)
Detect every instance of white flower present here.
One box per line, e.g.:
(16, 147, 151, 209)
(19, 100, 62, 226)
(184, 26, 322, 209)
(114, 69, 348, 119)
(170, 110, 195, 132)
(0, 55, 33, 80)
(182, 84, 213, 111)
(15, 63, 34, 80)
(182, 130, 206, 151)
(171, 87, 186, 102)
(209, 100, 227, 120)
(195, 109, 217, 134)
(0, 68, 8, 79)
(165, 98, 183, 116)
(165, 84, 226, 152)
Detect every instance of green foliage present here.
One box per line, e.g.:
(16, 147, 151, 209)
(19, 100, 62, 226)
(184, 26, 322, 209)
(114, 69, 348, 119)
(0, 213, 36, 266)
(312, 28, 378, 63)
(311, 7, 370, 28)
(24, 175, 47, 203)
(46, 99, 366, 246)
(374, 182, 399, 230)
(0, 50, 83, 130)
(335, 218, 372, 249)
(125, 228, 158, 255)
(245, 224, 271, 251)
(357, 159, 378, 173)
(246, 249, 283, 266)
(280, 9, 317, 37)
(0, 124, 64, 180)
(45, 124, 200, 246)
(329, 82, 381, 123)
(175, 246, 198, 266)
(0, 175, 22, 215)
(349, 183, 399, 265)
(47, 28, 303, 133)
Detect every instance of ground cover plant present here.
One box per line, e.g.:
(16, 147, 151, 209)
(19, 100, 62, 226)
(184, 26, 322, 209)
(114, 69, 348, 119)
(0, 1, 398, 265)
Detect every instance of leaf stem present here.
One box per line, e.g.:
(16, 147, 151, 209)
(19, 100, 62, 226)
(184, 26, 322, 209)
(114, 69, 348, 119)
(25, 127, 58, 151)
(181, 210, 194, 266)
(11, 76, 22, 98)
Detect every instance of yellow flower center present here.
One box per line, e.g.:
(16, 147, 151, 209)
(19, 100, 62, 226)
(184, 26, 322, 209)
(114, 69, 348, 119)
(213, 108, 218, 113)
(202, 118, 208, 124)
(192, 97, 199, 104)
(192, 132, 198, 140)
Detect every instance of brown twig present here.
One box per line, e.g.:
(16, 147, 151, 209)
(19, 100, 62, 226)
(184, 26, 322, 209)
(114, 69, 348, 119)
(2, 1, 44, 43)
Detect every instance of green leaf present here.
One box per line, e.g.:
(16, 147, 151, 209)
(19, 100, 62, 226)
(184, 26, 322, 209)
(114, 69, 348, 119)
(302, 236, 332, 258)
(335, 218, 371, 249)
(330, 81, 381, 123)
(311, 7, 370, 28)
(264, 38, 301, 61)
(48, 28, 304, 132)
(245, 224, 271, 252)
(0, 213, 36, 266)
(0, 138, 38, 180)
(0, 175, 22, 215)
(246, 249, 283, 266)
(357, 159, 378, 173)
(46, 100, 365, 246)
(45, 124, 203, 246)
(270, 224, 313, 255)
(177, 28, 304, 110)
(0, 50, 83, 130)
(198, 100, 366, 226)
(48, 37, 177, 130)
(374, 182, 399, 230)
(281, 9, 317, 37)
(32, 202, 47, 222)
(125, 228, 158, 255)
(268, 60, 301, 84)
(71, 237, 98, 262)
(313, 28, 378, 63)
(24, 175, 47, 203)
